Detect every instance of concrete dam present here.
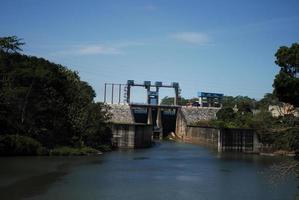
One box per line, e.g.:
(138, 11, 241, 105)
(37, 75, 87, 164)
(105, 80, 258, 152)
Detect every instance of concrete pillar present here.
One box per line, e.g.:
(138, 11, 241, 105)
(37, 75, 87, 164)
(104, 83, 107, 103)
(217, 129, 222, 152)
(126, 85, 131, 104)
(146, 87, 151, 104)
(199, 97, 203, 107)
(156, 107, 163, 139)
(147, 107, 152, 125)
(156, 87, 159, 105)
(174, 88, 179, 105)
(111, 84, 114, 104)
(118, 84, 121, 104)
(242, 132, 246, 152)
(253, 132, 259, 152)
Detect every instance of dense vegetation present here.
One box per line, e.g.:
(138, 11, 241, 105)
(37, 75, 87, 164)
(194, 43, 299, 153)
(0, 36, 112, 155)
(161, 96, 198, 106)
(273, 43, 299, 107)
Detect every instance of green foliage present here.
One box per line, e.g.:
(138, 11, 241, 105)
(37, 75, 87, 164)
(222, 95, 257, 110)
(273, 72, 299, 107)
(273, 43, 299, 107)
(0, 134, 46, 156)
(257, 93, 281, 110)
(0, 39, 112, 155)
(216, 107, 235, 122)
(160, 96, 197, 106)
(83, 103, 112, 149)
(276, 128, 299, 151)
(97, 144, 112, 152)
(275, 43, 299, 77)
(0, 36, 25, 53)
(193, 120, 214, 127)
(50, 146, 99, 156)
(160, 96, 186, 105)
(213, 107, 253, 128)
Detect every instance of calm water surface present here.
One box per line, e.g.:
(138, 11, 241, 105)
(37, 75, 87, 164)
(0, 141, 298, 200)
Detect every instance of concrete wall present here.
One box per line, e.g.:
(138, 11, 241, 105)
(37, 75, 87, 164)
(112, 124, 135, 148)
(175, 107, 219, 138)
(185, 126, 219, 147)
(111, 124, 152, 148)
(219, 128, 257, 152)
(180, 106, 219, 123)
(178, 124, 258, 152)
(175, 108, 188, 138)
(134, 125, 153, 148)
(179, 125, 219, 150)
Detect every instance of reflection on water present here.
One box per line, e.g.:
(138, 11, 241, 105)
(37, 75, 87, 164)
(0, 141, 298, 200)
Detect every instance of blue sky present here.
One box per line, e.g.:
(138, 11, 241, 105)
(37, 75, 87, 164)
(1, 0, 299, 102)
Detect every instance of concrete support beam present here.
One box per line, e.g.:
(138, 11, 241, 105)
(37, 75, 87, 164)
(242, 132, 246, 152)
(104, 83, 107, 103)
(217, 129, 222, 152)
(253, 132, 259, 152)
(127, 85, 131, 104)
(147, 108, 153, 125)
(156, 107, 163, 139)
(174, 87, 179, 105)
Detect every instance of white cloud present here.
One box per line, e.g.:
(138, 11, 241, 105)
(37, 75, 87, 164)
(171, 32, 211, 45)
(53, 41, 145, 56)
(77, 45, 121, 55)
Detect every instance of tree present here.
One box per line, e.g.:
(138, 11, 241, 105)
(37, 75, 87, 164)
(257, 93, 281, 110)
(160, 96, 190, 105)
(0, 42, 112, 154)
(222, 95, 257, 111)
(0, 36, 25, 53)
(222, 96, 235, 107)
(216, 107, 235, 122)
(273, 43, 299, 107)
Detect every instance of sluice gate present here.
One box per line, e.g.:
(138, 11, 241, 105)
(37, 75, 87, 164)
(131, 104, 179, 139)
(220, 129, 255, 152)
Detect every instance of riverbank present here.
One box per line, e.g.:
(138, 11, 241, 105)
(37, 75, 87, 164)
(0, 134, 111, 156)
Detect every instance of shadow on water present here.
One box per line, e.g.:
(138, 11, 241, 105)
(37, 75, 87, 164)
(0, 156, 103, 200)
(133, 156, 150, 160)
(0, 163, 68, 200)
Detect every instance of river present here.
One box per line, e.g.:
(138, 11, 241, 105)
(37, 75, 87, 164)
(0, 141, 298, 200)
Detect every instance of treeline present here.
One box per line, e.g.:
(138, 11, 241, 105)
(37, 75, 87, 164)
(0, 38, 111, 155)
(161, 95, 259, 109)
(194, 43, 299, 153)
(193, 94, 299, 152)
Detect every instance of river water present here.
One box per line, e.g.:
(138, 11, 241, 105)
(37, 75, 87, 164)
(0, 141, 298, 200)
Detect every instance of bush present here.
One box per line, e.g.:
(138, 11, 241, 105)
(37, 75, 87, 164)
(274, 128, 299, 151)
(50, 146, 99, 156)
(193, 120, 214, 127)
(0, 134, 46, 156)
(216, 107, 235, 122)
(97, 144, 112, 152)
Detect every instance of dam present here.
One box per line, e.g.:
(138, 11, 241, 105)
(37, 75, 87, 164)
(105, 80, 258, 152)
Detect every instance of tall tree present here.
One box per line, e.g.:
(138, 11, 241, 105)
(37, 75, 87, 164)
(0, 40, 111, 150)
(0, 36, 25, 53)
(273, 43, 299, 107)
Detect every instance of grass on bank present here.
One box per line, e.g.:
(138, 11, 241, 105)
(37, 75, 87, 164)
(50, 146, 100, 156)
(0, 134, 109, 156)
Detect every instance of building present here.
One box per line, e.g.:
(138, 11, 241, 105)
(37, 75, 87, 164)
(197, 92, 223, 108)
